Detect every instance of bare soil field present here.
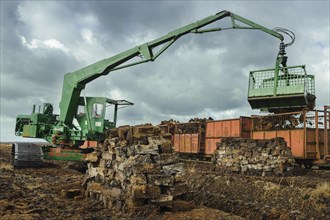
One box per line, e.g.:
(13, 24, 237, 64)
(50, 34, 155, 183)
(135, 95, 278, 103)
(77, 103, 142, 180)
(1, 144, 329, 219)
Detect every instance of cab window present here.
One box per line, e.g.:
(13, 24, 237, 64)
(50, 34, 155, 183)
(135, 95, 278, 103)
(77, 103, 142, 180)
(92, 103, 104, 118)
(76, 105, 85, 117)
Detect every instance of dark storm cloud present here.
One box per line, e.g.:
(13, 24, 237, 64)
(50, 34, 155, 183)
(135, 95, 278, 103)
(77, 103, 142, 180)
(0, 1, 329, 141)
(1, 1, 80, 100)
(57, 1, 194, 56)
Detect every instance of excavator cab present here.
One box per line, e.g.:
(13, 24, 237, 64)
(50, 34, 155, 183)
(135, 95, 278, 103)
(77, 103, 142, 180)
(248, 65, 316, 113)
(76, 97, 133, 138)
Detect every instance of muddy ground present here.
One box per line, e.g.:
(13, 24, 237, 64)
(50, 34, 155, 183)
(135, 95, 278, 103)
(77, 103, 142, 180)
(1, 144, 329, 220)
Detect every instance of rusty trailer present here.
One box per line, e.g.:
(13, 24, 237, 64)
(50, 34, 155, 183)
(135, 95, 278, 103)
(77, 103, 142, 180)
(251, 106, 330, 167)
(204, 117, 251, 155)
(160, 117, 252, 157)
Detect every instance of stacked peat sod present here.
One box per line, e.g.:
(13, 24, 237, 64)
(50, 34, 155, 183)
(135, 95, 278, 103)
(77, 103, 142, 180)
(213, 137, 296, 176)
(83, 125, 188, 216)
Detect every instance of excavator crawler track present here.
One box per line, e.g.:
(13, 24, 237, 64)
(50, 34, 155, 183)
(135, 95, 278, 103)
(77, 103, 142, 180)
(11, 143, 44, 167)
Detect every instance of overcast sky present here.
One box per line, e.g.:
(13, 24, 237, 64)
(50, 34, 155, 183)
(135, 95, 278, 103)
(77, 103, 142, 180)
(1, 1, 329, 142)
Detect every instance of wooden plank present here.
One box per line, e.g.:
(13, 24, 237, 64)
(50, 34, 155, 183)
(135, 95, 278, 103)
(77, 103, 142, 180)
(290, 129, 305, 158)
(173, 134, 180, 152)
(184, 134, 192, 153)
(191, 134, 199, 153)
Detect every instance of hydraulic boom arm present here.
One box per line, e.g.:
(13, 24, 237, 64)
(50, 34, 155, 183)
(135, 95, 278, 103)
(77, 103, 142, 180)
(60, 10, 286, 126)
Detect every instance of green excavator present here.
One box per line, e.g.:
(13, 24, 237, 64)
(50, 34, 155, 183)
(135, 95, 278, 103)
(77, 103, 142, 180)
(13, 10, 315, 166)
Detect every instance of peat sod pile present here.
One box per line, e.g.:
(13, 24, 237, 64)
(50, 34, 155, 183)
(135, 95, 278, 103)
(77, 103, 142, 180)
(83, 125, 188, 216)
(213, 137, 297, 176)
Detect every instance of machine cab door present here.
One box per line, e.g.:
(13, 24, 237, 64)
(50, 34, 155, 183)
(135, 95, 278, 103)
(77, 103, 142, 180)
(90, 101, 105, 133)
(75, 97, 107, 136)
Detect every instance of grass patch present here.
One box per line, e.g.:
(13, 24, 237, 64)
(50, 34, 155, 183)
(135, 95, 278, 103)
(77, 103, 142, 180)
(186, 162, 197, 173)
(0, 161, 13, 170)
(304, 182, 330, 212)
(310, 182, 330, 199)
